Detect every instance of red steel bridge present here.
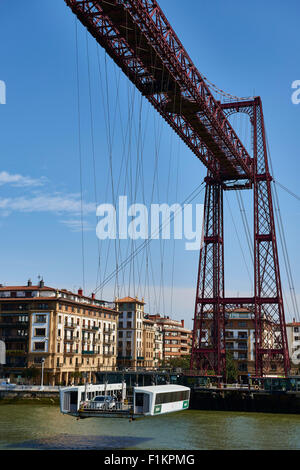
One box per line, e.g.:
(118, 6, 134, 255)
(64, 0, 290, 379)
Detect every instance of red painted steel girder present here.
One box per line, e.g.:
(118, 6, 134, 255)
(64, 0, 253, 181)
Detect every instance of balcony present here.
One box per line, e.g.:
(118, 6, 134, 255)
(64, 337, 74, 343)
(103, 351, 113, 357)
(103, 337, 115, 345)
(82, 326, 99, 333)
(0, 321, 28, 327)
(63, 350, 74, 356)
(82, 350, 96, 355)
(2, 335, 28, 341)
(6, 350, 26, 356)
(64, 323, 76, 329)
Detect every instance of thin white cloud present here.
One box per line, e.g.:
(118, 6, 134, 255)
(0, 194, 95, 216)
(0, 171, 47, 187)
(60, 218, 94, 232)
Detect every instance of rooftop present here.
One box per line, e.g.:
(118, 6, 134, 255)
(115, 296, 145, 305)
(0, 281, 116, 312)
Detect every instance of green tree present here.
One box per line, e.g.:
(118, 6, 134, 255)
(226, 352, 238, 383)
(165, 355, 191, 370)
(22, 366, 40, 384)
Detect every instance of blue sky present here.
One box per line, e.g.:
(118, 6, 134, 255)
(0, 0, 299, 327)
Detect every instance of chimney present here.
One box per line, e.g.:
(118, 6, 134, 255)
(91, 293, 95, 300)
(27, 279, 32, 287)
(39, 279, 44, 288)
(181, 319, 185, 328)
(78, 288, 83, 296)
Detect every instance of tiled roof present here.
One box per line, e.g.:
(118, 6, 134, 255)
(115, 296, 145, 304)
(0, 285, 55, 291)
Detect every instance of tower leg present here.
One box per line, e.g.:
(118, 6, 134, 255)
(191, 175, 226, 379)
(253, 97, 290, 377)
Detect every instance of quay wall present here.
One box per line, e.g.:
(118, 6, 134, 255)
(190, 389, 300, 414)
(0, 388, 59, 404)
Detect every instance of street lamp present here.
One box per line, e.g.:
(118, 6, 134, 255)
(40, 358, 45, 390)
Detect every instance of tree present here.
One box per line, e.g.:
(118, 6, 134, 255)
(226, 352, 238, 383)
(22, 366, 40, 384)
(160, 355, 191, 370)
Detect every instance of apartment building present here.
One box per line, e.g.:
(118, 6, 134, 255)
(142, 318, 155, 369)
(115, 296, 145, 369)
(147, 314, 192, 362)
(153, 323, 163, 368)
(286, 321, 300, 372)
(115, 297, 164, 370)
(198, 307, 288, 380)
(224, 308, 256, 378)
(0, 280, 118, 385)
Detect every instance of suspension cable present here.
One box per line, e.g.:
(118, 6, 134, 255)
(266, 134, 299, 321)
(92, 181, 205, 295)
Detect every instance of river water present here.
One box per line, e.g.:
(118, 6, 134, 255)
(0, 404, 300, 450)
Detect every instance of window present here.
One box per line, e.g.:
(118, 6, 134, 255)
(34, 357, 44, 364)
(238, 332, 248, 339)
(38, 303, 49, 310)
(238, 353, 247, 359)
(35, 314, 46, 323)
(34, 342, 45, 351)
(155, 391, 189, 405)
(35, 328, 46, 337)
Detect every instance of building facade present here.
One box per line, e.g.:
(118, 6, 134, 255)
(224, 309, 255, 378)
(197, 307, 290, 380)
(0, 281, 118, 385)
(147, 314, 192, 363)
(115, 297, 146, 369)
(286, 321, 300, 373)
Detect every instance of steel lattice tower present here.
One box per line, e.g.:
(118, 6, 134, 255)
(191, 98, 290, 378)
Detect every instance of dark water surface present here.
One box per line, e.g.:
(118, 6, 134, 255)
(0, 404, 300, 450)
